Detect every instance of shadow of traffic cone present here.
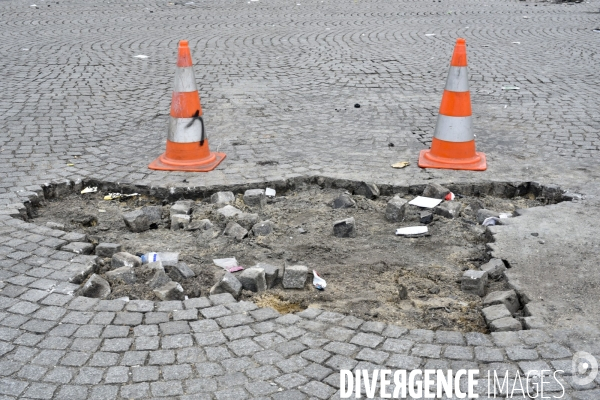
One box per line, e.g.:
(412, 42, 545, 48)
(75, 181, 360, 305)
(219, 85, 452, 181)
(149, 40, 226, 172)
(418, 38, 486, 171)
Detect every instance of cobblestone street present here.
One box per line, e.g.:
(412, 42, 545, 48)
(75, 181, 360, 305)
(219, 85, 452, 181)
(0, 0, 599, 398)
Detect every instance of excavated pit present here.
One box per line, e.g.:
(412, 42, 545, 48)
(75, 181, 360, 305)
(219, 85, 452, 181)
(31, 181, 556, 332)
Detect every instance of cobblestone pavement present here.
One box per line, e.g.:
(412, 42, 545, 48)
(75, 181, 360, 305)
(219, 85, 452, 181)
(1, 0, 600, 398)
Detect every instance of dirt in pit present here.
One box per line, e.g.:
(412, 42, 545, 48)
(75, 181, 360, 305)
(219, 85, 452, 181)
(33, 185, 543, 332)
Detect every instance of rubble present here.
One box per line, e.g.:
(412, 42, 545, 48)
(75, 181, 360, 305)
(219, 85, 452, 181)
(122, 210, 149, 232)
(147, 269, 171, 289)
(420, 211, 434, 224)
(333, 217, 356, 238)
(235, 213, 260, 230)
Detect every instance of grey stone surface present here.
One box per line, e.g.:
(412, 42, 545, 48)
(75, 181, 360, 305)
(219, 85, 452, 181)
(435, 201, 462, 219)
(217, 205, 243, 219)
(331, 194, 355, 209)
(170, 200, 193, 216)
(461, 270, 488, 297)
(105, 266, 137, 285)
(333, 217, 356, 238)
(243, 189, 266, 208)
(211, 191, 235, 205)
(385, 195, 408, 222)
(95, 243, 122, 258)
(122, 210, 150, 233)
(483, 304, 512, 322)
(283, 265, 308, 289)
(422, 183, 450, 199)
(153, 282, 185, 301)
(252, 220, 274, 237)
(61, 242, 94, 255)
(353, 182, 379, 199)
(255, 263, 280, 289)
(490, 317, 523, 332)
(170, 214, 190, 231)
(223, 221, 248, 241)
(168, 262, 195, 280)
(480, 258, 507, 280)
(111, 252, 142, 269)
(483, 290, 521, 314)
(78, 274, 111, 299)
(147, 269, 172, 289)
(238, 267, 267, 292)
(210, 272, 243, 298)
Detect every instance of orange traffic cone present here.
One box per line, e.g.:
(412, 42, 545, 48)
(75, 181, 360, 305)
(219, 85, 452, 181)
(418, 38, 486, 171)
(149, 40, 226, 172)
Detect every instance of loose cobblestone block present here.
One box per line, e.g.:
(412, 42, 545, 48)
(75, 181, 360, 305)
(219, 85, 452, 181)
(153, 281, 184, 301)
(223, 221, 248, 241)
(252, 220, 274, 236)
(490, 317, 523, 332)
(354, 182, 379, 199)
(171, 213, 190, 230)
(283, 265, 308, 289)
(422, 183, 451, 199)
(333, 217, 356, 238)
(78, 274, 110, 299)
(170, 200, 193, 216)
(385, 195, 408, 222)
(461, 270, 488, 296)
(332, 193, 356, 209)
(483, 304, 512, 322)
(168, 261, 195, 280)
(105, 266, 136, 285)
(244, 189, 266, 208)
(217, 205, 243, 219)
(94, 242, 122, 258)
(111, 252, 141, 269)
(484, 290, 521, 314)
(435, 201, 462, 219)
(255, 262, 279, 288)
(211, 191, 235, 205)
(239, 267, 267, 292)
(122, 210, 150, 233)
(61, 241, 94, 255)
(481, 258, 507, 279)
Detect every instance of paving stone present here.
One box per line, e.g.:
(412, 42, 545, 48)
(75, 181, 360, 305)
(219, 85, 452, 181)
(490, 317, 523, 332)
(159, 321, 190, 335)
(121, 351, 148, 366)
(22, 382, 57, 399)
(74, 366, 104, 384)
(537, 343, 572, 359)
(475, 346, 506, 363)
(411, 343, 442, 358)
(381, 338, 413, 354)
(120, 383, 150, 399)
(162, 334, 194, 349)
(506, 346, 539, 361)
(105, 366, 129, 383)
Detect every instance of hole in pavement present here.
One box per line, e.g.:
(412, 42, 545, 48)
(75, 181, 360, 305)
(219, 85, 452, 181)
(30, 179, 566, 332)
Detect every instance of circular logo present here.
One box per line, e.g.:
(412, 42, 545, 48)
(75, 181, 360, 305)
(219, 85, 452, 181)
(572, 351, 598, 386)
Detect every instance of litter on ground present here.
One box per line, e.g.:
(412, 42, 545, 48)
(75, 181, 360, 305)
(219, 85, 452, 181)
(408, 196, 443, 208)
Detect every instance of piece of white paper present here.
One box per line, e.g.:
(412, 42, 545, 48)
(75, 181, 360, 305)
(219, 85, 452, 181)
(408, 196, 443, 208)
(213, 258, 238, 269)
(265, 188, 276, 197)
(395, 226, 428, 236)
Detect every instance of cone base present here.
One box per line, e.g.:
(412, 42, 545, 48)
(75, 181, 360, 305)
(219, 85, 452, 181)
(418, 149, 486, 171)
(148, 152, 226, 172)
